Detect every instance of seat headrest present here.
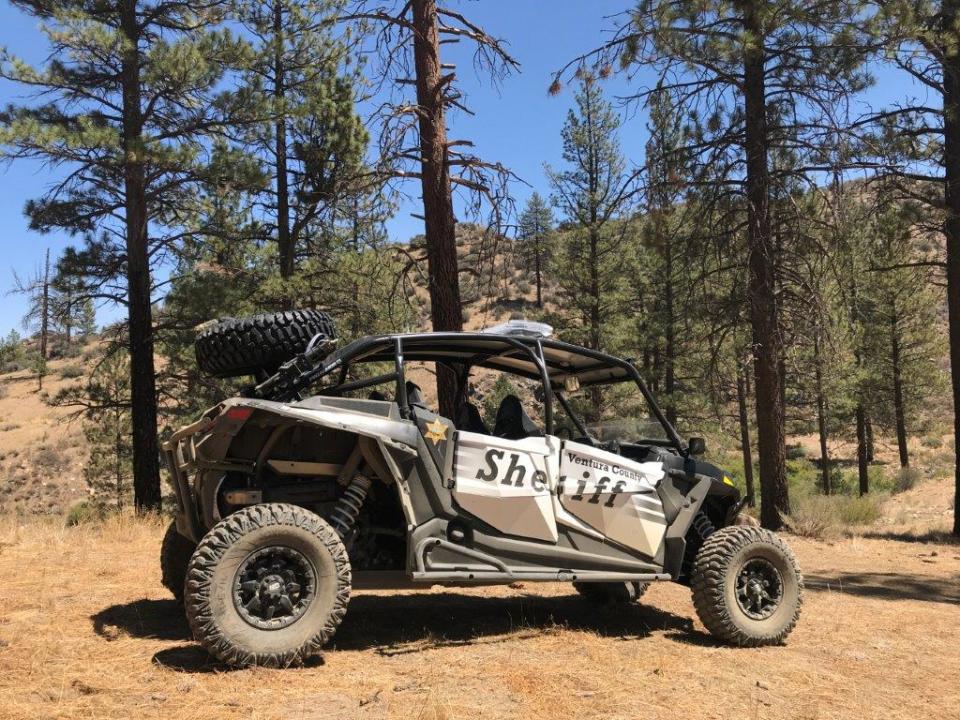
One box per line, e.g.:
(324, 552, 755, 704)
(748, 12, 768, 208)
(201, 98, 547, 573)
(493, 394, 540, 440)
(405, 381, 428, 409)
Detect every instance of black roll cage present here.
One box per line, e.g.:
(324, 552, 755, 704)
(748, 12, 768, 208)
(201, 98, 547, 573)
(253, 332, 688, 453)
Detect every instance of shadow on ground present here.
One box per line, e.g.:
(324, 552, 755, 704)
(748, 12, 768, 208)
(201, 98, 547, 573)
(92, 598, 189, 642)
(861, 530, 960, 546)
(806, 572, 960, 604)
(332, 592, 698, 654)
(91, 591, 702, 671)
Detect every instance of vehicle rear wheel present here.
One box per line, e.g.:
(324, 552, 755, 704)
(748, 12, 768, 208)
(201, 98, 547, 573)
(184, 503, 351, 668)
(691, 526, 802, 646)
(194, 310, 336, 379)
(160, 521, 196, 602)
(573, 581, 649, 604)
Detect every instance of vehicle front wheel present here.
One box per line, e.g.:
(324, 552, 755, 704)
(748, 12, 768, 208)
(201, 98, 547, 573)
(184, 503, 351, 668)
(160, 521, 196, 602)
(573, 581, 649, 604)
(691, 526, 802, 647)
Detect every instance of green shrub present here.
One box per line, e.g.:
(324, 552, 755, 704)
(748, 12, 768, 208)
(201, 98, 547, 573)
(867, 465, 893, 493)
(785, 443, 807, 460)
(921, 436, 942, 449)
(65, 500, 106, 527)
(782, 495, 840, 539)
(783, 493, 885, 539)
(786, 458, 819, 499)
(894, 467, 922, 494)
(34, 444, 66, 469)
(60, 364, 85, 379)
(836, 494, 885, 525)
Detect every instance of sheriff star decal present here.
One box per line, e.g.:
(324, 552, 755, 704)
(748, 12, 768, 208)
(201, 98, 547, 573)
(424, 418, 448, 445)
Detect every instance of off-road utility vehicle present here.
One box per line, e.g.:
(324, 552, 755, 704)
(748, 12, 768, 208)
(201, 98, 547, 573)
(162, 311, 802, 668)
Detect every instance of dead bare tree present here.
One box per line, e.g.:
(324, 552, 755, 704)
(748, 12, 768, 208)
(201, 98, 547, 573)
(342, 0, 519, 417)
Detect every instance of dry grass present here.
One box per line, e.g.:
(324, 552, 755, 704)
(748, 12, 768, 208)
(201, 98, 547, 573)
(1, 513, 959, 720)
(0, 352, 88, 515)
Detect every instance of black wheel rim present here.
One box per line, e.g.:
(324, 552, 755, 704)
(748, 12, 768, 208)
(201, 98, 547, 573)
(735, 557, 783, 620)
(233, 546, 316, 630)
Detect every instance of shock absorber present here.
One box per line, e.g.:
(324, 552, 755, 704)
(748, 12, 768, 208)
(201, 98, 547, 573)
(329, 473, 372, 539)
(691, 511, 716, 541)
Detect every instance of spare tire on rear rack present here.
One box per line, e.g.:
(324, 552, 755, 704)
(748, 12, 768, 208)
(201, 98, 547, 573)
(195, 310, 336, 379)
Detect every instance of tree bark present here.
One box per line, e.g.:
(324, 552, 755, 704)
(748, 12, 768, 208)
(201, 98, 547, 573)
(40, 248, 50, 362)
(856, 403, 869, 495)
(742, 0, 789, 529)
(813, 329, 830, 494)
(274, 0, 295, 299)
(411, 0, 462, 419)
(865, 414, 875, 463)
(534, 239, 543, 308)
(120, 0, 161, 512)
(737, 364, 756, 505)
(943, 0, 960, 536)
(663, 233, 677, 427)
(890, 311, 910, 468)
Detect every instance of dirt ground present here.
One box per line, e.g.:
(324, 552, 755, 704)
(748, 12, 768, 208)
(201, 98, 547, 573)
(0, 506, 958, 720)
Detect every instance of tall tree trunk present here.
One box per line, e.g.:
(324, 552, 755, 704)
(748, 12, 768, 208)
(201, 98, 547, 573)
(411, 0, 462, 419)
(40, 248, 50, 361)
(64, 287, 73, 346)
(534, 240, 543, 308)
(943, 1, 960, 536)
(856, 403, 869, 495)
(274, 0, 294, 300)
(120, 0, 161, 512)
(813, 329, 831, 494)
(664, 235, 677, 427)
(865, 415, 875, 462)
(890, 313, 910, 468)
(737, 364, 756, 506)
(742, 0, 788, 529)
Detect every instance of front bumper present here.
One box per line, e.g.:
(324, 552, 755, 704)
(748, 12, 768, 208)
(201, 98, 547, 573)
(161, 415, 213, 542)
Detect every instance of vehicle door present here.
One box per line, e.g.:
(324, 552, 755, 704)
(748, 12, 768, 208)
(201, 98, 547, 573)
(450, 430, 560, 543)
(555, 440, 667, 558)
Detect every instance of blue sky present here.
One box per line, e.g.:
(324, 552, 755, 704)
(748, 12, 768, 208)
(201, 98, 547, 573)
(0, 1, 927, 338)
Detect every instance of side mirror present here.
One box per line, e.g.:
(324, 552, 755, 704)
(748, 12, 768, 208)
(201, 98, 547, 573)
(687, 437, 706, 456)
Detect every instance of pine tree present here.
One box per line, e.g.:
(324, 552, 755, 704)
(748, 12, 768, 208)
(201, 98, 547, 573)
(11, 248, 52, 388)
(866, 0, 960, 533)
(344, 0, 518, 418)
(80, 354, 134, 511)
(547, 75, 640, 418)
(0, 1, 251, 511)
(50, 262, 93, 349)
(235, 0, 369, 307)
(516, 193, 554, 308)
(559, 0, 871, 528)
(548, 75, 639, 352)
(860, 204, 946, 469)
(0, 330, 23, 372)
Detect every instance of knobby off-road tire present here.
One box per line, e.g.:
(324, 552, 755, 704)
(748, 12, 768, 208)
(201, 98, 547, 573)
(194, 310, 336, 379)
(691, 526, 803, 647)
(160, 521, 196, 602)
(184, 503, 351, 668)
(573, 581, 649, 604)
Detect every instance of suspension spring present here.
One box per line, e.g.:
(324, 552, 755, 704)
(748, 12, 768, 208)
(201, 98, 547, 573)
(691, 511, 716, 541)
(329, 473, 372, 539)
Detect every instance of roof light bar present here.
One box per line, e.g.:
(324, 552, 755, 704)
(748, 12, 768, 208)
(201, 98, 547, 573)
(481, 319, 554, 338)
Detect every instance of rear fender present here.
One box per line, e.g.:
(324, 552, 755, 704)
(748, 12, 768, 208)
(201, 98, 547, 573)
(168, 398, 420, 536)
